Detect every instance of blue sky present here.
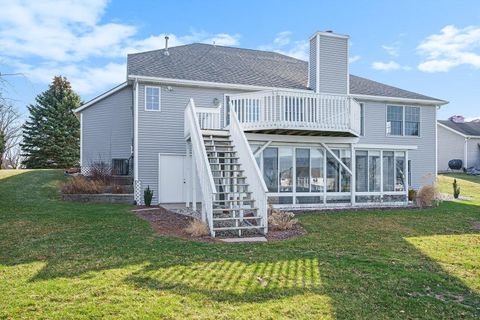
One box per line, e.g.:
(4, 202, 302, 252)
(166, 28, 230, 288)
(1, 0, 480, 120)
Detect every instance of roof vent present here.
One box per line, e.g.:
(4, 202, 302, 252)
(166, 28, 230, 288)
(449, 115, 465, 123)
(325, 30, 333, 33)
(164, 36, 170, 56)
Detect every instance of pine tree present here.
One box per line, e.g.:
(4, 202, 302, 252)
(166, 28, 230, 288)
(21, 76, 81, 168)
(0, 131, 5, 169)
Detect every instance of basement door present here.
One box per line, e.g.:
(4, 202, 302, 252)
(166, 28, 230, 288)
(158, 154, 186, 203)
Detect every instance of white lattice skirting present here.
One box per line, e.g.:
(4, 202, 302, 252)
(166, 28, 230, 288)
(134, 180, 142, 205)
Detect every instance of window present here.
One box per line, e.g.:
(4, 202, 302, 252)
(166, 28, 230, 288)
(112, 159, 129, 175)
(355, 150, 380, 192)
(279, 148, 293, 192)
(145, 87, 160, 111)
(360, 103, 365, 136)
(356, 151, 368, 192)
(311, 149, 324, 192)
(405, 107, 420, 136)
(296, 148, 310, 192)
(263, 148, 278, 192)
(369, 151, 381, 192)
(326, 150, 340, 192)
(395, 151, 406, 191)
(387, 105, 420, 136)
(383, 151, 395, 192)
(387, 105, 403, 135)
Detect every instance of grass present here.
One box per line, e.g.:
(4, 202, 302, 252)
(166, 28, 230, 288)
(0, 170, 479, 319)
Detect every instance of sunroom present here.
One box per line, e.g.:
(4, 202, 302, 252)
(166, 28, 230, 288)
(248, 141, 411, 208)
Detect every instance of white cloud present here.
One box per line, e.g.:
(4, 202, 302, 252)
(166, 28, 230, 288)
(372, 61, 401, 71)
(417, 25, 480, 72)
(349, 55, 361, 63)
(0, 0, 241, 95)
(372, 61, 411, 71)
(259, 31, 309, 60)
(382, 42, 400, 57)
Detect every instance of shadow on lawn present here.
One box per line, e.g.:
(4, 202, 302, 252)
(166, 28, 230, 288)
(1, 170, 479, 318)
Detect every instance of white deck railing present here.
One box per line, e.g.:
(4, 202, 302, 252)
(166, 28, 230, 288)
(229, 109, 269, 234)
(196, 106, 221, 130)
(185, 99, 217, 234)
(228, 90, 362, 135)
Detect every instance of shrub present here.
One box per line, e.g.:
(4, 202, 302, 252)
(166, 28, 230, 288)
(185, 220, 210, 237)
(268, 205, 298, 231)
(61, 176, 104, 194)
(453, 179, 461, 199)
(144, 186, 153, 206)
(416, 184, 439, 208)
(408, 189, 417, 202)
(90, 161, 112, 184)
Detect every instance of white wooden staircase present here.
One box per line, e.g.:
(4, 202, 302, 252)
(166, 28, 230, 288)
(184, 99, 268, 238)
(204, 132, 265, 237)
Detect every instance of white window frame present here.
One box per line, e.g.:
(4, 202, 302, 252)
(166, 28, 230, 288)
(386, 105, 421, 137)
(145, 86, 161, 111)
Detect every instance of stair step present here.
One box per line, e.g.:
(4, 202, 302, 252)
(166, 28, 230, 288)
(208, 156, 239, 159)
(213, 226, 264, 231)
(215, 191, 253, 195)
(213, 207, 258, 212)
(213, 198, 254, 203)
(215, 183, 249, 186)
(205, 145, 234, 149)
(211, 169, 244, 172)
(213, 216, 262, 221)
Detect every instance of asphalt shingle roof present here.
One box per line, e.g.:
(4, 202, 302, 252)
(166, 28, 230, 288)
(439, 120, 480, 137)
(128, 43, 445, 102)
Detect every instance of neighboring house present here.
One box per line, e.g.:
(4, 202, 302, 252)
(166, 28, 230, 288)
(75, 31, 447, 237)
(437, 119, 480, 172)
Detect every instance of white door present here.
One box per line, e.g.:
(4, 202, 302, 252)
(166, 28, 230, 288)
(158, 154, 186, 203)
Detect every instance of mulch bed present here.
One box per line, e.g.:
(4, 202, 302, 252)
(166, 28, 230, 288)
(266, 225, 306, 241)
(133, 206, 306, 243)
(134, 207, 216, 242)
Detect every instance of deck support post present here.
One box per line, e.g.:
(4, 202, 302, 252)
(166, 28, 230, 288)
(191, 142, 197, 214)
(350, 143, 356, 206)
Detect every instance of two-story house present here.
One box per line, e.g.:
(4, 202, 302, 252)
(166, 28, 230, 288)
(75, 31, 447, 237)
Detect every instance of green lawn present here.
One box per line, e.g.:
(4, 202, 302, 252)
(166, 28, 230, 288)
(0, 170, 479, 319)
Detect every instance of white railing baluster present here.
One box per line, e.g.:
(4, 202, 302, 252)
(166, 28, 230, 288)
(227, 90, 361, 135)
(185, 99, 217, 236)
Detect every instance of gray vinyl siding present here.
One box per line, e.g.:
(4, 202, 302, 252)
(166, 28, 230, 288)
(466, 138, 480, 168)
(437, 125, 466, 172)
(318, 35, 348, 94)
(82, 86, 133, 167)
(358, 101, 437, 189)
(309, 37, 317, 91)
(137, 82, 246, 204)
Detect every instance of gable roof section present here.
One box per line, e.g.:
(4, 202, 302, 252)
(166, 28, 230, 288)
(75, 82, 129, 113)
(128, 43, 446, 103)
(438, 120, 480, 137)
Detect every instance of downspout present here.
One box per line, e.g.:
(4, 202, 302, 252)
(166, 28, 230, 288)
(464, 137, 470, 169)
(134, 79, 139, 181)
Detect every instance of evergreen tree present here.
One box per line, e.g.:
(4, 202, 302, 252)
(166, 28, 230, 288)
(21, 76, 81, 168)
(0, 131, 5, 169)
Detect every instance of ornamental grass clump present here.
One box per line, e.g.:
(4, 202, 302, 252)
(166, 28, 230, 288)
(416, 184, 440, 208)
(61, 176, 104, 194)
(268, 205, 298, 231)
(185, 220, 209, 237)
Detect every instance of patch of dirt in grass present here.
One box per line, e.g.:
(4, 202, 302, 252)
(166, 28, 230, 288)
(134, 207, 307, 243)
(266, 224, 306, 241)
(133, 207, 216, 243)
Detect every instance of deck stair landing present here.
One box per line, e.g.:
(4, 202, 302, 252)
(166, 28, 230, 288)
(203, 131, 264, 237)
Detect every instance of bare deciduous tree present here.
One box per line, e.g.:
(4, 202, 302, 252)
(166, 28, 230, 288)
(0, 102, 22, 169)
